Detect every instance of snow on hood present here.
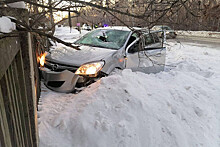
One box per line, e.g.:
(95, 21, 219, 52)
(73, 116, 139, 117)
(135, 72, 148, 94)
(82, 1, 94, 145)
(48, 44, 117, 66)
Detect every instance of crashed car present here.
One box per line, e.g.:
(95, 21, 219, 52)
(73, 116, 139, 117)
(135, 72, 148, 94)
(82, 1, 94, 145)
(39, 27, 166, 92)
(151, 25, 177, 39)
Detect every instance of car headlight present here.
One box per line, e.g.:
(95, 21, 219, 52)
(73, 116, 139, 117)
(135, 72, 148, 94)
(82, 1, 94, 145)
(75, 61, 104, 77)
(38, 52, 48, 67)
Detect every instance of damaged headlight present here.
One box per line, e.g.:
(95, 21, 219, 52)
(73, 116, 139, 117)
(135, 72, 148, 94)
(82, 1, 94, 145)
(75, 61, 104, 77)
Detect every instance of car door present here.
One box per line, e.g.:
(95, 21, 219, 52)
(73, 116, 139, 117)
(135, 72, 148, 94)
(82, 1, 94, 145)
(124, 33, 139, 71)
(125, 32, 166, 73)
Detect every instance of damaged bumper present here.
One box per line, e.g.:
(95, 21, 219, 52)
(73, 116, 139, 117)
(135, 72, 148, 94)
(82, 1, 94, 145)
(40, 67, 79, 93)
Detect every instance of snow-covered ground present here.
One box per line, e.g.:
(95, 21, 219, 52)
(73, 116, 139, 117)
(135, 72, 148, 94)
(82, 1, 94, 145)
(38, 27, 220, 147)
(177, 30, 220, 39)
(54, 26, 89, 42)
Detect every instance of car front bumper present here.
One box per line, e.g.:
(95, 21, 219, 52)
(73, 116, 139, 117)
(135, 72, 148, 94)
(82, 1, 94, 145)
(40, 67, 79, 93)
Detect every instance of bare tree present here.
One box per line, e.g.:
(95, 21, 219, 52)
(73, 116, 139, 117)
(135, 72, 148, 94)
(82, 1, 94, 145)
(1, 0, 219, 50)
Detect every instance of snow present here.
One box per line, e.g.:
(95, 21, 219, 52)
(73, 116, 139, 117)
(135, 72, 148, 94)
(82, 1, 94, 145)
(38, 27, 220, 147)
(0, 16, 16, 33)
(7, 1, 26, 9)
(177, 30, 220, 39)
(54, 26, 89, 43)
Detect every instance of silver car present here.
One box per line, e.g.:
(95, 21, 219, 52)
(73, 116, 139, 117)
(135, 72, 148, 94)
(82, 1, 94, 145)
(40, 27, 166, 92)
(151, 25, 177, 39)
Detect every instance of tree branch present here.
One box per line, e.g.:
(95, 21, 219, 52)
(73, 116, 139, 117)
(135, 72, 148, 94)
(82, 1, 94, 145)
(8, 17, 81, 50)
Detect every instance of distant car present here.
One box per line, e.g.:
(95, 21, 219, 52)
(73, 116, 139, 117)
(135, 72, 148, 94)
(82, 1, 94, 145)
(39, 27, 166, 92)
(151, 25, 177, 39)
(81, 24, 92, 31)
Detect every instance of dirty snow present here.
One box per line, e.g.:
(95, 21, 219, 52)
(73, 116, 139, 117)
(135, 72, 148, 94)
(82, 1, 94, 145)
(38, 27, 220, 147)
(0, 16, 16, 33)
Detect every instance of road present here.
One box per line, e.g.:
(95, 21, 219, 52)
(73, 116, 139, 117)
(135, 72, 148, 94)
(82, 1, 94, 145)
(171, 35, 220, 49)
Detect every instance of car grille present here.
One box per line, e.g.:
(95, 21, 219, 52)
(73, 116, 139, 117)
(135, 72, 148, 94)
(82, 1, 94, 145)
(44, 60, 79, 72)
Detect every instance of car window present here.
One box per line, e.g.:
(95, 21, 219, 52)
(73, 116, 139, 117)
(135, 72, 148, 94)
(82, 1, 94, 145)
(145, 34, 154, 45)
(152, 33, 160, 43)
(126, 33, 138, 48)
(128, 41, 139, 53)
(75, 29, 130, 50)
(161, 26, 171, 30)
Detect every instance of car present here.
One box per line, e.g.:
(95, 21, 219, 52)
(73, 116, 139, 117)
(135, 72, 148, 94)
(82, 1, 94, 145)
(81, 24, 92, 31)
(151, 25, 177, 39)
(39, 27, 166, 93)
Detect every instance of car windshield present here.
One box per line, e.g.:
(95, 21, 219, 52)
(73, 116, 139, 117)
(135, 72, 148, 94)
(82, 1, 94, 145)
(75, 29, 130, 50)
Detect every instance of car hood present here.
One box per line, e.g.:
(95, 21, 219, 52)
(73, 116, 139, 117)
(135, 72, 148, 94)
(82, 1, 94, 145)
(47, 45, 117, 66)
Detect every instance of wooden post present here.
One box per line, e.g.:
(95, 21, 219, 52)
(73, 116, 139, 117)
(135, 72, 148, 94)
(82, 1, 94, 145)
(19, 27, 38, 147)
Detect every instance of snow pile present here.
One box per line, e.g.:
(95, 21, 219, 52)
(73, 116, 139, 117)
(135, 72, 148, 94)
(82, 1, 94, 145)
(38, 39, 220, 147)
(0, 16, 16, 33)
(7, 1, 26, 9)
(177, 30, 220, 38)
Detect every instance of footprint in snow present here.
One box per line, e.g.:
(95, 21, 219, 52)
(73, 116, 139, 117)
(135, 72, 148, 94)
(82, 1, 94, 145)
(194, 107, 203, 117)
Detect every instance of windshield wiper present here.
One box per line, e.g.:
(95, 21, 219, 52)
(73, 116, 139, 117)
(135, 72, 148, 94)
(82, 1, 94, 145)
(75, 43, 119, 50)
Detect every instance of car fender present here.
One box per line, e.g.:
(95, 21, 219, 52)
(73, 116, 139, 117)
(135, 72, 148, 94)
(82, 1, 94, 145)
(101, 53, 125, 75)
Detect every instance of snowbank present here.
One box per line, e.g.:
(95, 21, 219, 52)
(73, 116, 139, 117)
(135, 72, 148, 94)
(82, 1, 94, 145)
(38, 39, 220, 147)
(7, 1, 26, 9)
(177, 30, 220, 39)
(0, 16, 16, 33)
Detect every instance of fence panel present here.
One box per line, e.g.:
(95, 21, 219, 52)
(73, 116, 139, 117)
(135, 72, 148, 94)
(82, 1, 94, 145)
(0, 8, 39, 147)
(0, 27, 38, 147)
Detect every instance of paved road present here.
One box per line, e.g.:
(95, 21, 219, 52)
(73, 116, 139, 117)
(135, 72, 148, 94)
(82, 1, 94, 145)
(170, 35, 220, 50)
